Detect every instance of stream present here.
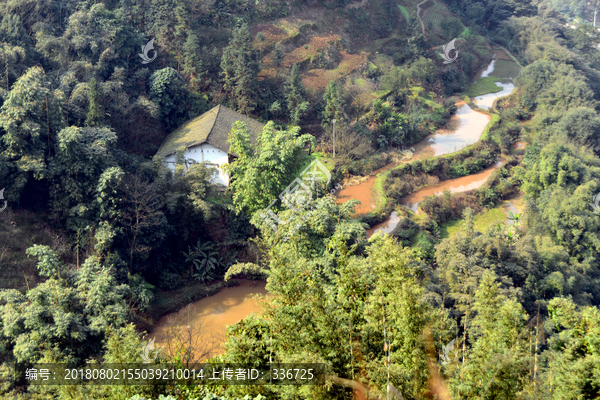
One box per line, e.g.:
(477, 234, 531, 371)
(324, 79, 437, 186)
(344, 55, 517, 236)
(336, 101, 491, 216)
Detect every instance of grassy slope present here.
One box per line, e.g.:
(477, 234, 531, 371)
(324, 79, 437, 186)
(467, 76, 504, 97)
(440, 206, 507, 238)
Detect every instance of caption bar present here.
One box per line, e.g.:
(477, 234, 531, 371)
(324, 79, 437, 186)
(14, 363, 327, 386)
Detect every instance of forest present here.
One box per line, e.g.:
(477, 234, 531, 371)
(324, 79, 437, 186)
(0, 0, 600, 399)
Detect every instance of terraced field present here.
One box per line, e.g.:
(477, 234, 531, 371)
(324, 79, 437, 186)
(302, 51, 369, 92)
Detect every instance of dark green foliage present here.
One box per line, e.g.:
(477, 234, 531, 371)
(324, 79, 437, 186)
(221, 23, 257, 115)
(158, 271, 183, 290)
(439, 18, 463, 39)
(284, 64, 309, 124)
(183, 32, 205, 91)
(321, 80, 345, 127)
(149, 67, 189, 129)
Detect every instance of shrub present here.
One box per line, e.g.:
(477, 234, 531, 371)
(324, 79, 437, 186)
(158, 271, 183, 290)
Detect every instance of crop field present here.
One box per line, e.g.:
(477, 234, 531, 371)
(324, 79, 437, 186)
(489, 59, 522, 80)
(279, 34, 341, 68)
(252, 18, 312, 48)
(302, 51, 368, 92)
(467, 76, 503, 97)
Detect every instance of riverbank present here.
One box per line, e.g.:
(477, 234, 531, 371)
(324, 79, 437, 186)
(352, 50, 521, 231)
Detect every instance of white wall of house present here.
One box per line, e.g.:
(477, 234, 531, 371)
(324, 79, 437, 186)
(164, 143, 230, 186)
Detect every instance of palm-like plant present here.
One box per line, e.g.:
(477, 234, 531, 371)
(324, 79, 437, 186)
(192, 240, 222, 283)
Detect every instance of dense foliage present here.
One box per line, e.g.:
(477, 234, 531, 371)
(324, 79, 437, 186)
(0, 0, 600, 399)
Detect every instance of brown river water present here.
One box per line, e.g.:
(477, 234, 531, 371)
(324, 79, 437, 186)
(336, 102, 490, 216)
(151, 280, 268, 361)
(366, 160, 504, 238)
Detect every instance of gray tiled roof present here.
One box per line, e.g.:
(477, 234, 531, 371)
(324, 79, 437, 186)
(155, 105, 264, 158)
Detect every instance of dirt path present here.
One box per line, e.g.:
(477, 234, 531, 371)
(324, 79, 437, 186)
(416, 0, 429, 36)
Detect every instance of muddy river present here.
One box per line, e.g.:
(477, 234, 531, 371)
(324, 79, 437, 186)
(151, 280, 267, 360)
(336, 101, 490, 215)
(366, 160, 504, 238)
(402, 159, 505, 213)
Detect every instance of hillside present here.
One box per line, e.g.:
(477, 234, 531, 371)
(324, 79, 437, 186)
(2, 0, 600, 399)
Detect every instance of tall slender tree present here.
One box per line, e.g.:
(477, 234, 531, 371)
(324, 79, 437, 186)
(221, 24, 257, 115)
(284, 64, 309, 125)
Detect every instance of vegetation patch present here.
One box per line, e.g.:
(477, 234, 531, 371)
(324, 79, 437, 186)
(422, 3, 460, 36)
(0, 211, 69, 291)
(302, 51, 368, 92)
(252, 24, 289, 47)
(467, 76, 503, 97)
(488, 59, 522, 80)
(279, 34, 340, 67)
(398, 5, 411, 23)
(440, 206, 507, 238)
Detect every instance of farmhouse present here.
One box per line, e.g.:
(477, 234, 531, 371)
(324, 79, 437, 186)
(155, 105, 265, 186)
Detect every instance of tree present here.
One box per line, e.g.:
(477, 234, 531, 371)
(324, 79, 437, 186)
(224, 121, 315, 217)
(380, 66, 409, 94)
(220, 23, 257, 115)
(0, 245, 129, 365)
(119, 174, 168, 274)
(183, 32, 205, 91)
(321, 81, 345, 127)
(0, 66, 63, 201)
(449, 270, 530, 398)
(284, 64, 309, 124)
(439, 18, 464, 39)
(49, 126, 119, 234)
(272, 42, 285, 66)
(256, 31, 265, 62)
(149, 67, 189, 129)
(85, 78, 104, 127)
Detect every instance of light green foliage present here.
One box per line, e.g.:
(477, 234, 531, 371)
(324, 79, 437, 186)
(0, 246, 128, 364)
(539, 297, 600, 398)
(224, 121, 315, 217)
(0, 66, 63, 197)
(85, 78, 104, 127)
(449, 271, 529, 397)
(224, 208, 432, 399)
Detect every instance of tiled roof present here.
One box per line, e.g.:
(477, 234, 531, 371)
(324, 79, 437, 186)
(155, 105, 265, 158)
